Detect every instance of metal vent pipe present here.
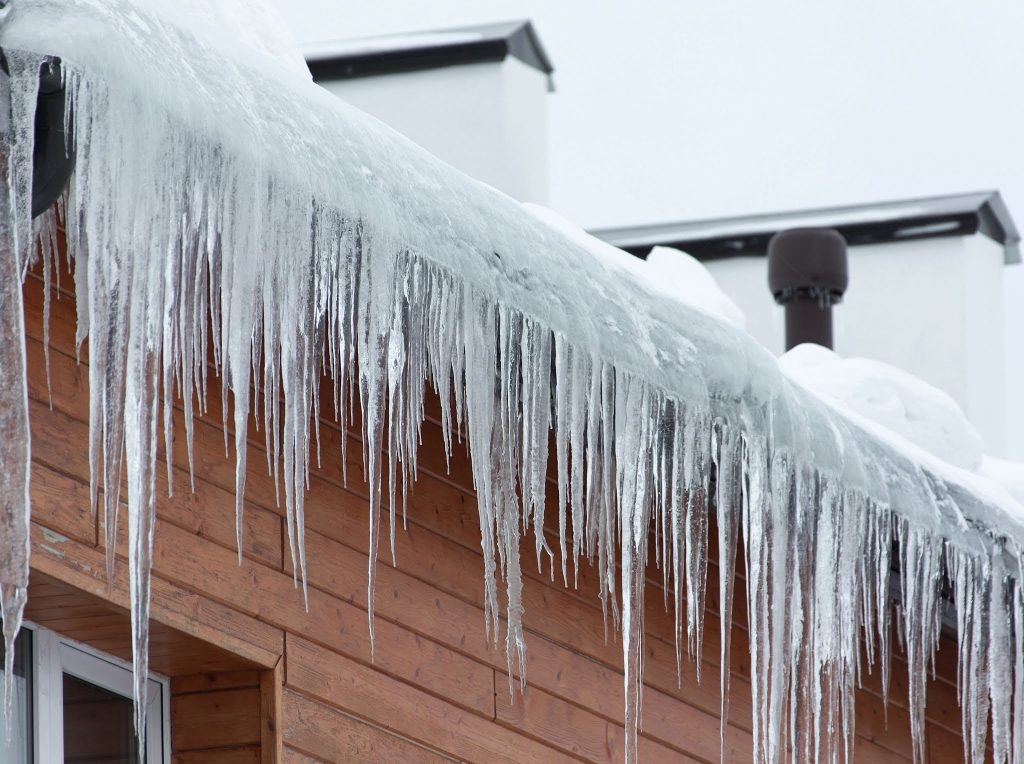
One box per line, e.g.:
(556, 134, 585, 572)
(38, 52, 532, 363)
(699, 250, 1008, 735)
(767, 228, 849, 351)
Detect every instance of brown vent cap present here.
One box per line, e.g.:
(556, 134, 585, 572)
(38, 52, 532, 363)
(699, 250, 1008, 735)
(767, 228, 849, 306)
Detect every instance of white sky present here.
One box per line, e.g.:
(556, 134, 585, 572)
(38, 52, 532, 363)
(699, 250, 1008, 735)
(271, 0, 1024, 453)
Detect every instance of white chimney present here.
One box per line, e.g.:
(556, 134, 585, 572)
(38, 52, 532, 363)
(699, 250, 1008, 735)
(306, 21, 553, 204)
(592, 192, 1021, 456)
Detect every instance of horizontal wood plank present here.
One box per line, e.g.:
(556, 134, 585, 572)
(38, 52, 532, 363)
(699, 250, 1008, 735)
(173, 671, 261, 696)
(172, 688, 261, 750)
(286, 635, 577, 764)
(282, 689, 452, 763)
(172, 746, 260, 764)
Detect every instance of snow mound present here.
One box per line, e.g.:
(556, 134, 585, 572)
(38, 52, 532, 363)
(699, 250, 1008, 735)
(780, 343, 984, 470)
(980, 456, 1024, 508)
(644, 246, 745, 327)
(522, 206, 745, 327)
(522, 203, 646, 278)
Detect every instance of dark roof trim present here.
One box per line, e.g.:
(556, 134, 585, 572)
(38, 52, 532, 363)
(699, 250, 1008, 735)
(591, 191, 1021, 265)
(304, 21, 555, 90)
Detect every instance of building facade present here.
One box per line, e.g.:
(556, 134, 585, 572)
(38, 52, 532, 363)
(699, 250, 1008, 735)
(13, 225, 967, 763)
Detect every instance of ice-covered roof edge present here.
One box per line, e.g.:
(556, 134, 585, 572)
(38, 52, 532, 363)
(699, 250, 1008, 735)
(594, 190, 1022, 264)
(3, 4, 1024, 764)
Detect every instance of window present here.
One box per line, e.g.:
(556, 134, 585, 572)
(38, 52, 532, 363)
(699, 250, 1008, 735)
(0, 624, 169, 763)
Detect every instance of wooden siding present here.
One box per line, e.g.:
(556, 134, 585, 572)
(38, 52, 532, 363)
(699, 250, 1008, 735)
(22, 248, 970, 762)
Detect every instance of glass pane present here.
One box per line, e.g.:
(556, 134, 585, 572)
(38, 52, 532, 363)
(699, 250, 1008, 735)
(0, 629, 33, 764)
(63, 673, 139, 763)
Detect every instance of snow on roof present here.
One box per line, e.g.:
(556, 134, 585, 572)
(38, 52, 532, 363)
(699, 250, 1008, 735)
(522, 204, 746, 327)
(2, 3, 1023, 762)
(780, 344, 1024, 520)
(780, 344, 986, 471)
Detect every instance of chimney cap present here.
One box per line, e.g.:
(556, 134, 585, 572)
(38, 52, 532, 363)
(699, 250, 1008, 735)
(767, 228, 848, 303)
(304, 20, 555, 89)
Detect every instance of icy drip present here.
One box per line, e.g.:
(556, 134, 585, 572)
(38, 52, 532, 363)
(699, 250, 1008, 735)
(0, 50, 36, 736)
(5, 27, 1024, 764)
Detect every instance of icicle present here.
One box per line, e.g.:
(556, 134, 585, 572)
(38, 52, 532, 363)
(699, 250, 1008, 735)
(616, 372, 653, 764)
(742, 427, 771, 764)
(553, 334, 571, 587)
(990, 543, 1012, 764)
(714, 420, 740, 759)
(0, 51, 36, 739)
(34, 203, 61, 407)
(897, 519, 943, 764)
(1013, 559, 1024, 764)
(463, 288, 500, 643)
(521, 320, 553, 573)
(0, 587, 26, 739)
(123, 242, 162, 755)
(684, 408, 709, 672)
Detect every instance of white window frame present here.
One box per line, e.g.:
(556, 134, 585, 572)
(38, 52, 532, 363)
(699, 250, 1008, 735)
(24, 622, 170, 764)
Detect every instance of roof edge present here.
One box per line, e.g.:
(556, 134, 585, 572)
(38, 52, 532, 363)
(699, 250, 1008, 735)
(304, 20, 555, 89)
(591, 191, 1021, 265)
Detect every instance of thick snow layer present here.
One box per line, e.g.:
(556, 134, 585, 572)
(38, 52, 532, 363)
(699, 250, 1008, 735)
(981, 457, 1024, 510)
(780, 343, 985, 470)
(643, 246, 746, 327)
(139, 0, 314, 80)
(522, 206, 745, 327)
(780, 344, 1024, 535)
(3, 3, 1024, 763)
(522, 202, 649, 279)
(153, 0, 310, 79)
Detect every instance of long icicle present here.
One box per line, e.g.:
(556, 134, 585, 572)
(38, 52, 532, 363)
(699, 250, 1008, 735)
(0, 50, 36, 738)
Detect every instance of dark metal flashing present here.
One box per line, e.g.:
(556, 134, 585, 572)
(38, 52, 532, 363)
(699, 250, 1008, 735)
(591, 192, 1021, 265)
(305, 21, 555, 89)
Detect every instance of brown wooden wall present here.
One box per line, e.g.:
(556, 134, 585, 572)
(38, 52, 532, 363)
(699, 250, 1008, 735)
(21, 247, 970, 763)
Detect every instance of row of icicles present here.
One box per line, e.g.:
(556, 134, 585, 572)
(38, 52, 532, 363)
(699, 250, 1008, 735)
(3, 55, 1024, 763)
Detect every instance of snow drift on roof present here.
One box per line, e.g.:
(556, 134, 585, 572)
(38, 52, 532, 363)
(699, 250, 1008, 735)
(2, 2, 1024, 762)
(781, 343, 986, 471)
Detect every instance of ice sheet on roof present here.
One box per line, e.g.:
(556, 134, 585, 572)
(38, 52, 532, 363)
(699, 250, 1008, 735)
(3, 2, 1024, 762)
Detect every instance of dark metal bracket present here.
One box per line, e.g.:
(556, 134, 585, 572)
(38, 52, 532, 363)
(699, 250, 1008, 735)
(0, 49, 76, 218)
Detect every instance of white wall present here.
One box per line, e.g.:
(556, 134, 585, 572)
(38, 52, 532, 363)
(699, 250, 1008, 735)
(708, 236, 1008, 454)
(319, 58, 549, 204)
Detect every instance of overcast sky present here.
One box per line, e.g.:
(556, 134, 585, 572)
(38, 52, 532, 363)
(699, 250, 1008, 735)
(272, 0, 1024, 228)
(271, 0, 1024, 453)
